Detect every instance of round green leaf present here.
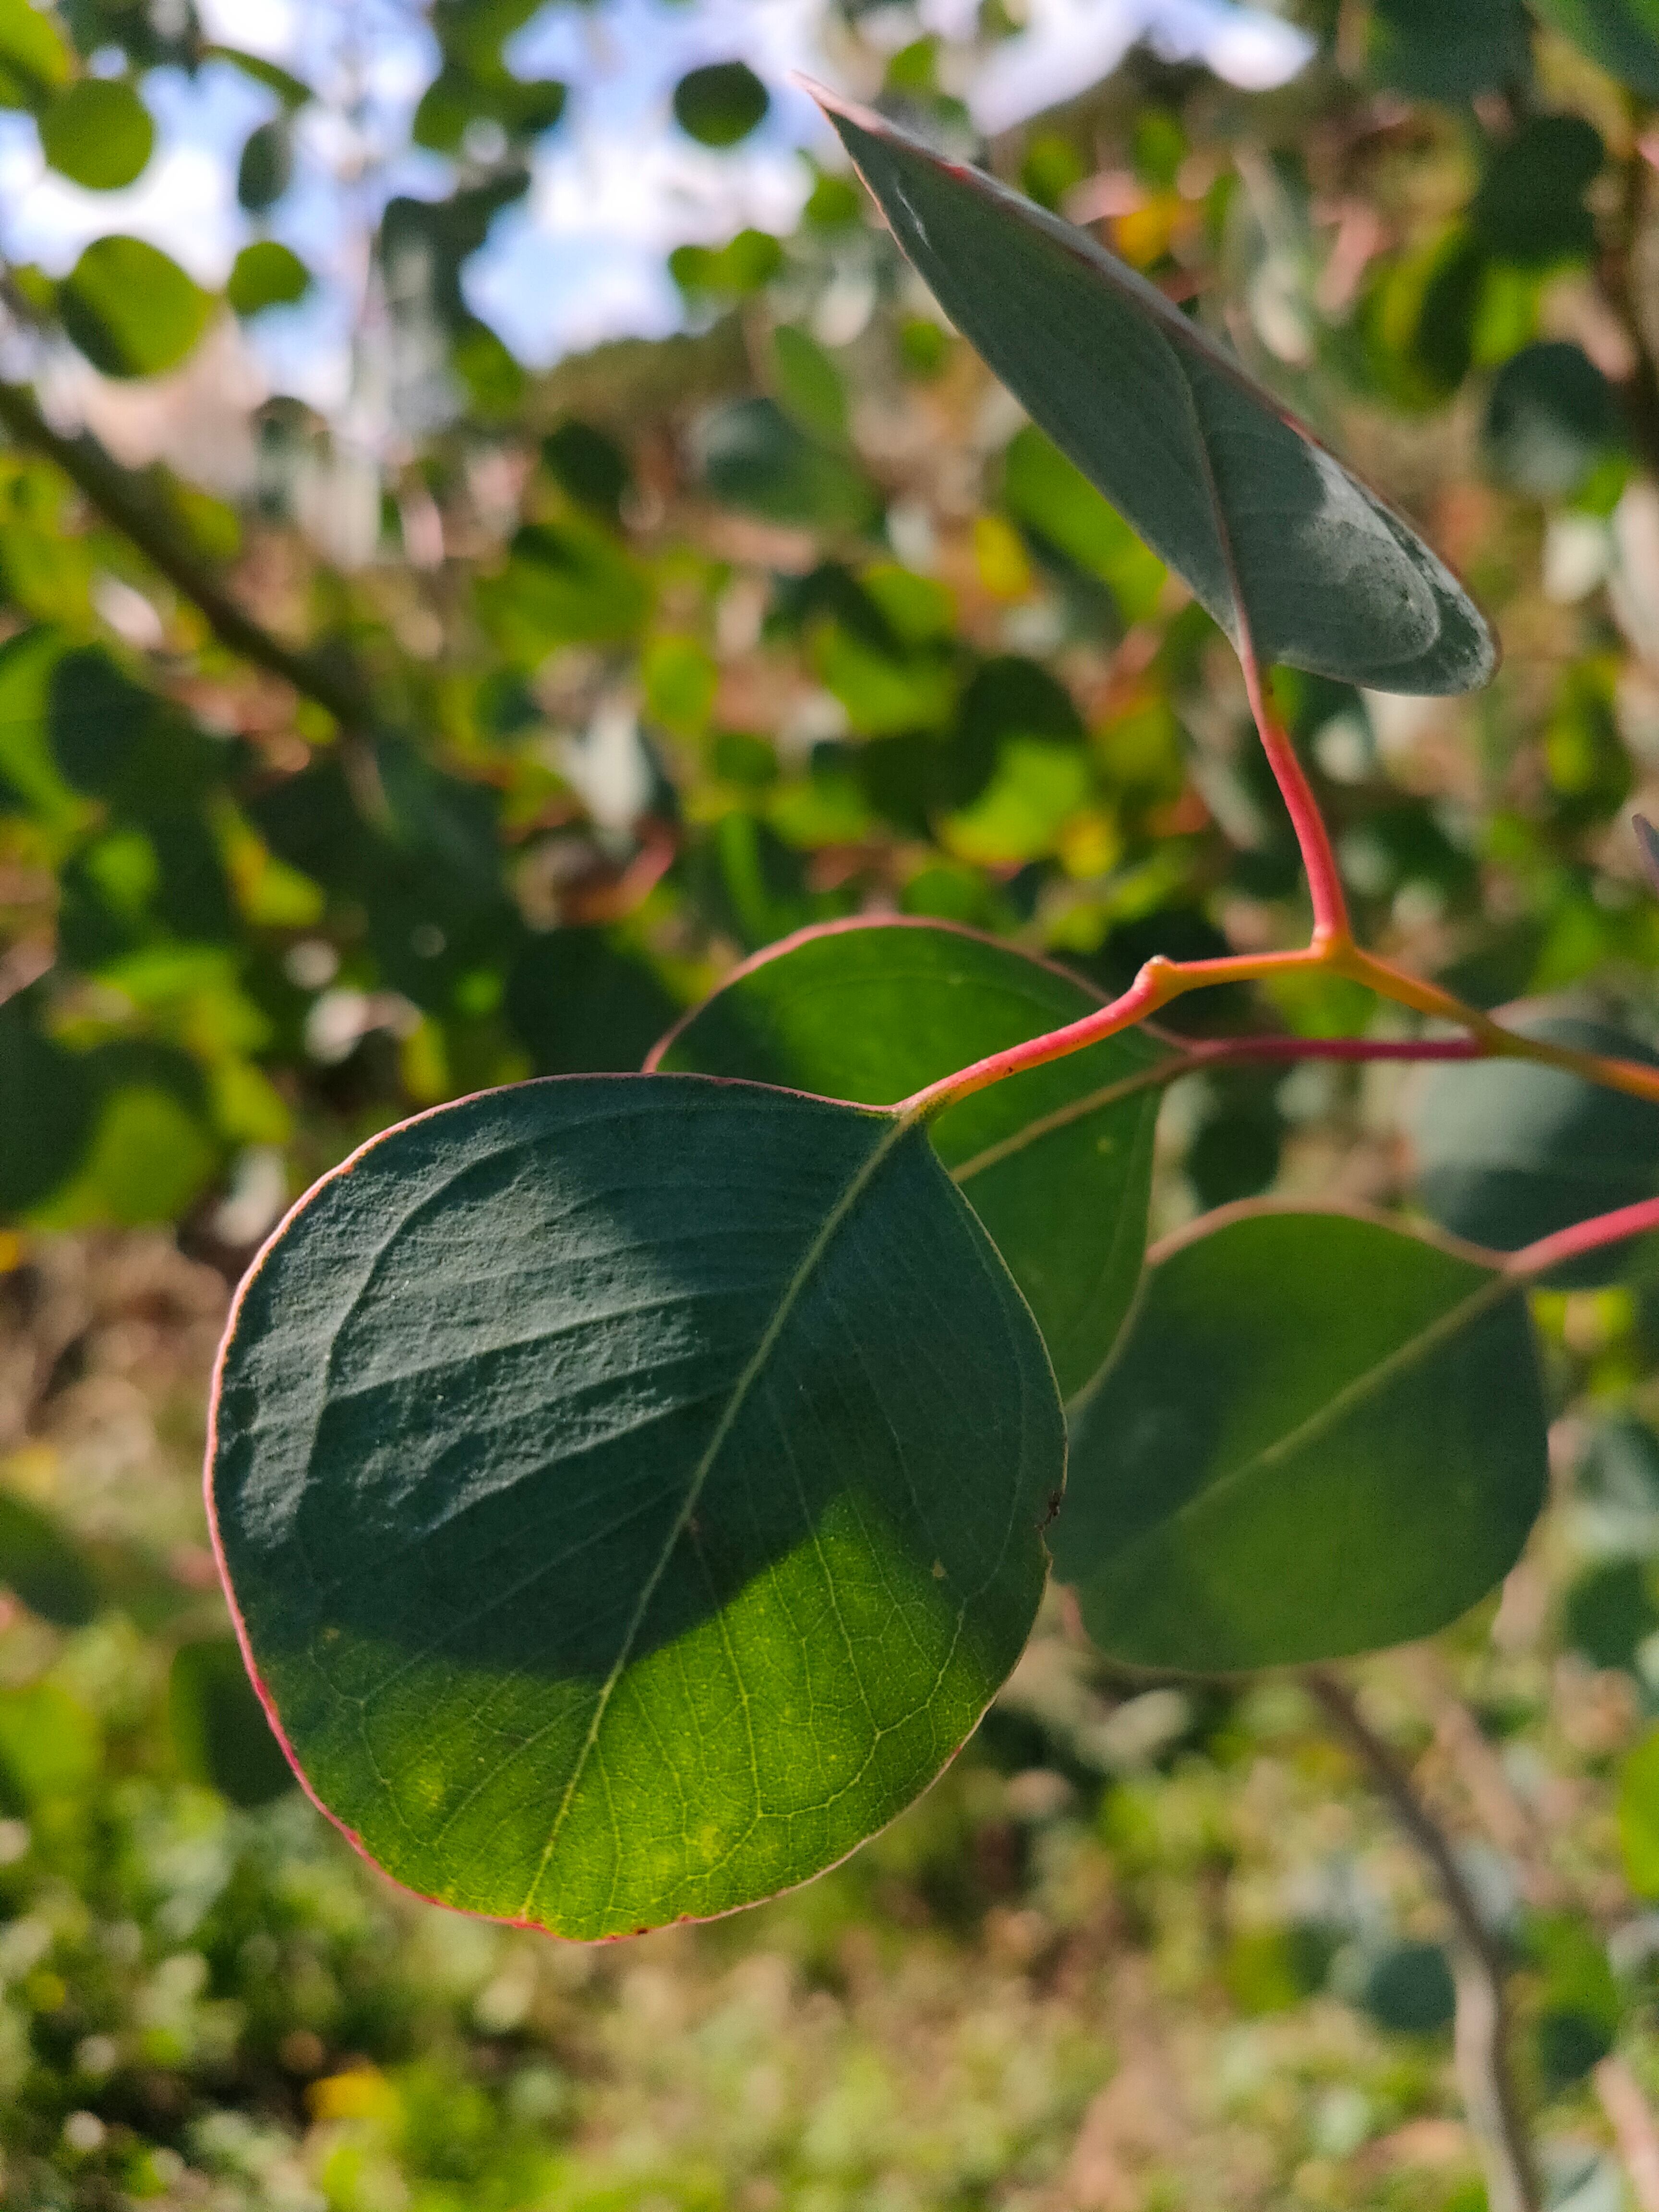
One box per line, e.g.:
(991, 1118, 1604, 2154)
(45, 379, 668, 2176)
(694, 397, 879, 533)
(1409, 1013, 1659, 1286)
(672, 61, 769, 148)
(236, 117, 292, 212)
(811, 87, 1494, 697)
(38, 79, 153, 190)
(1531, 0, 1659, 98)
(653, 920, 1167, 1400)
(209, 1074, 1062, 1938)
(1484, 342, 1627, 498)
(58, 235, 212, 379)
(1053, 1208, 1548, 1671)
(170, 1638, 294, 1808)
(227, 239, 311, 317)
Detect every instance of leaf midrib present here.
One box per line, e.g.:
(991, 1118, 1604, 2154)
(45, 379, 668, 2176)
(517, 1105, 914, 1919)
(1134, 1268, 1519, 1561)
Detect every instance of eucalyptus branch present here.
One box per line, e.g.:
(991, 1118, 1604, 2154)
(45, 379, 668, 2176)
(1306, 1670, 1540, 2212)
(0, 377, 373, 731)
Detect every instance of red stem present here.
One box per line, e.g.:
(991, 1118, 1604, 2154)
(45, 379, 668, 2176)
(1238, 650, 1352, 949)
(1510, 1195, 1659, 1278)
(1171, 1034, 1482, 1070)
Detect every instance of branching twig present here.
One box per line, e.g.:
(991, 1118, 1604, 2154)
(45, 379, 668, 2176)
(0, 378, 373, 731)
(1306, 1669, 1541, 2212)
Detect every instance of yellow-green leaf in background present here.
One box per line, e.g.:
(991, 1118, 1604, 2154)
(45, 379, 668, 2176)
(58, 235, 213, 379)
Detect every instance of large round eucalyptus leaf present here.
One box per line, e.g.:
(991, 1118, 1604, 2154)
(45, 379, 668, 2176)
(1053, 1208, 1547, 1672)
(209, 1075, 1063, 1939)
(1409, 1012, 1659, 1286)
(58, 236, 212, 380)
(652, 921, 1166, 1401)
(810, 87, 1494, 697)
(38, 79, 153, 191)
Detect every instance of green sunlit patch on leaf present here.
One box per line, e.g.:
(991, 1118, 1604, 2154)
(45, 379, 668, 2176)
(943, 738, 1091, 866)
(58, 236, 212, 380)
(39, 79, 153, 191)
(653, 920, 1166, 1399)
(669, 229, 781, 302)
(210, 1075, 1062, 1937)
(1055, 1207, 1549, 1671)
(814, 624, 954, 735)
(0, 0, 70, 109)
(0, 1683, 99, 1809)
(1621, 1727, 1659, 1893)
(227, 240, 312, 317)
(813, 91, 1494, 696)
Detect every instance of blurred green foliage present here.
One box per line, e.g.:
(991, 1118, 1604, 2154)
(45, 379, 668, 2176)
(11, 0, 1659, 2196)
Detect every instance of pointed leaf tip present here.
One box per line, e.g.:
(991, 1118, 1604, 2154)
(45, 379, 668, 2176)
(819, 100, 1496, 698)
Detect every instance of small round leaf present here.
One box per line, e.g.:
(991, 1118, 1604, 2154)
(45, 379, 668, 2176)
(38, 79, 153, 191)
(654, 920, 1166, 1399)
(210, 1075, 1063, 1938)
(1054, 1207, 1548, 1671)
(673, 61, 769, 148)
(227, 239, 311, 316)
(58, 235, 212, 379)
(236, 117, 292, 212)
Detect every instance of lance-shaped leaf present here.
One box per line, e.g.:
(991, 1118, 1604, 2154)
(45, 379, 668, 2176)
(1052, 1207, 1547, 1671)
(652, 920, 1166, 1400)
(811, 86, 1494, 697)
(209, 1075, 1062, 1939)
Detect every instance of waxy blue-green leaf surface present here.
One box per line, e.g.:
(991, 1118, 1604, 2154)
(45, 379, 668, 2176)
(813, 87, 1494, 697)
(1053, 1207, 1548, 1671)
(210, 1074, 1063, 1939)
(652, 920, 1166, 1399)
